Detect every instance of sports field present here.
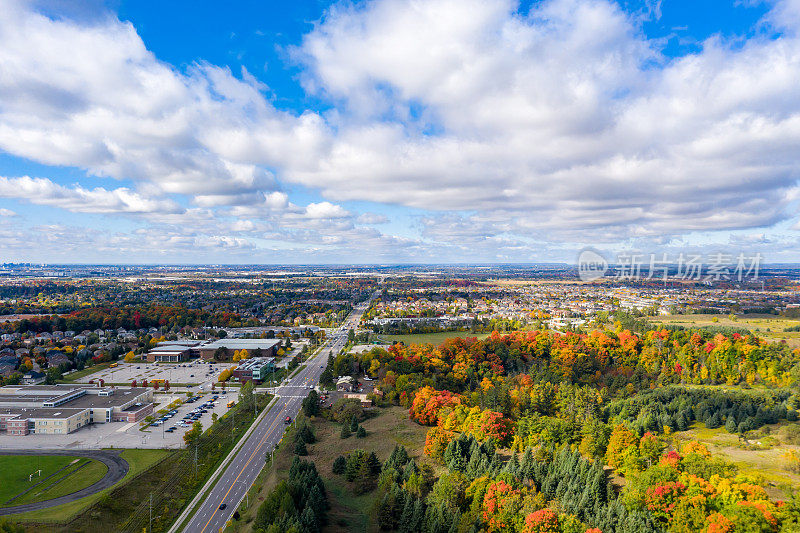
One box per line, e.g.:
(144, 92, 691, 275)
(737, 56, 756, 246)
(0, 455, 107, 507)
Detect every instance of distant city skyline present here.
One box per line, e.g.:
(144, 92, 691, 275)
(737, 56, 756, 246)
(1, 0, 799, 263)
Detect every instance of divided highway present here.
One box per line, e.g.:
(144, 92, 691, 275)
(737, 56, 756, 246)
(178, 296, 374, 533)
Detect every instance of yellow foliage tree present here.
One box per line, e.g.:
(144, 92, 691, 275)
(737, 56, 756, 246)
(124, 351, 136, 363)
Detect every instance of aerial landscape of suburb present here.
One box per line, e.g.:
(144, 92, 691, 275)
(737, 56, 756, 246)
(1, 1, 800, 533)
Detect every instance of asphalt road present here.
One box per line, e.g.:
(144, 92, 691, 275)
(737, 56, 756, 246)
(180, 296, 375, 533)
(0, 449, 129, 515)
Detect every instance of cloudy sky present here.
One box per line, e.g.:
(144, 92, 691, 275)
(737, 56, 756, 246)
(0, 0, 798, 264)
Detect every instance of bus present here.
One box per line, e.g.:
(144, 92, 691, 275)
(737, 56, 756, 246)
(227, 401, 236, 409)
(109, 362, 118, 368)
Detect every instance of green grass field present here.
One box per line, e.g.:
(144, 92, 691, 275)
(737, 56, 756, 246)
(0, 456, 77, 505)
(13, 458, 108, 506)
(60, 362, 111, 382)
(375, 331, 490, 346)
(231, 406, 431, 533)
(648, 314, 800, 347)
(11, 448, 172, 524)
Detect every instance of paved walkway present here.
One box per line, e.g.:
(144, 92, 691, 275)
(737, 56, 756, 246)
(0, 449, 129, 515)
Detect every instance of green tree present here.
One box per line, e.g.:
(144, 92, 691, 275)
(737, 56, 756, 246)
(356, 425, 367, 438)
(183, 421, 203, 447)
(44, 366, 62, 385)
(340, 424, 351, 439)
(302, 389, 321, 417)
(239, 379, 255, 410)
(332, 455, 346, 475)
(294, 440, 308, 456)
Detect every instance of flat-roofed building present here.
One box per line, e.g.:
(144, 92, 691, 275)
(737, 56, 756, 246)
(198, 339, 281, 361)
(0, 407, 91, 435)
(147, 344, 191, 363)
(231, 357, 276, 384)
(0, 384, 154, 434)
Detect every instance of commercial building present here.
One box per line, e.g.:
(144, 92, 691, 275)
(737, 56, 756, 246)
(147, 344, 191, 363)
(197, 339, 282, 361)
(0, 384, 154, 436)
(231, 357, 276, 384)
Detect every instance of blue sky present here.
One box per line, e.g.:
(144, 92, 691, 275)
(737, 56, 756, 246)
(0, 0, 798, 263)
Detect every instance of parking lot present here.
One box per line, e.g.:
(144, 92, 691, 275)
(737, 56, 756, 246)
(0, 389, 240, 450)
(76, 360, 236, 392)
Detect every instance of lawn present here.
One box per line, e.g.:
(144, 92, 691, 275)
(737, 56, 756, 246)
(60, 362, 111, 383)
(118, 448, 173, 480)
(0, 455, 77, 505)
(230, 406, 432, 533)
(10, 448, 172, 525)
(13, 458, 108, 506)
(648, 314, 800, 347)
(375, 331, 490, 346)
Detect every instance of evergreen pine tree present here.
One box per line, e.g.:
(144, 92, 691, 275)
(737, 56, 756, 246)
(411, 498, 425, 533)
(367, 451, 382, 476)
(356, 425, 367, 438)
(332, 455, 346, 475)
(340, 424, 351, 439)
(294, 440, 308, 456)
(350, 414, 359, 432)
(300, 504, 318, 533)
(398, 496, 415, 533)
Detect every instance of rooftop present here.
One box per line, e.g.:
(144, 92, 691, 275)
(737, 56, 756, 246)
(201, 339, 282, 351)
(0, 407, 88, 419)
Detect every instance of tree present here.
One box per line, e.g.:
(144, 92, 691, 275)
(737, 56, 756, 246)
(214, 347, 229, 362)
(44, 367, 62, 385)
(340, 424, 351, 439)
(333, 455, 347, 475)
(240, 380, 255, 410)
(294, 440, 308, 456)
(350, 414, 359, 432)
(356, 425, 367, 438)
(302, 390, 321, 417)
(331, 398, 363, 424)
(183, 421, 203, 446)
(124, 351, 136, 362)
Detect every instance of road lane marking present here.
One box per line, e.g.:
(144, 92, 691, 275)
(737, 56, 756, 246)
(197, 402, 291, 532)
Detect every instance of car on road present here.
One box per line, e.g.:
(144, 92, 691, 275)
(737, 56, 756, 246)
(219, 503, 227, 510)
(284, 416, 291, 424)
